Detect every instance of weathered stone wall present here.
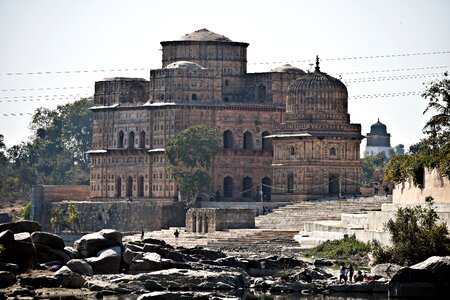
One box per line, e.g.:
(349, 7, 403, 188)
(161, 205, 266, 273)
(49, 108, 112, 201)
(186, 208, 255, 233)
(393, 168, 450, 204)
(41, 200, 186, 232)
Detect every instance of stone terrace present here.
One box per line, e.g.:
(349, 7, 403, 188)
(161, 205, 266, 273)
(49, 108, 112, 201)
(131, 196, 391, 256)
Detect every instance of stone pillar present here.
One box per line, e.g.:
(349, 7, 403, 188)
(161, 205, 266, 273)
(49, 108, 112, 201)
(202, 216, 208, 234)
(196, 214, 202, 233)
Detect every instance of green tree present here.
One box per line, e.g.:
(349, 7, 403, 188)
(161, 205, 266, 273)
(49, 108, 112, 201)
(50, 203, 81, 232)
(372, 198, 450, 266)
(166, 125, 221, 206)
(385, 73, 450, 185)
(361, 152, 388, 184)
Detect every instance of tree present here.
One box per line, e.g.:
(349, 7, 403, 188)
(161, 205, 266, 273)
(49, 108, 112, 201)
(165, 125, 221, 206)
(385, 73, 450, 185)
(361, 152, 389, 184)
(372, 197, 450, 266)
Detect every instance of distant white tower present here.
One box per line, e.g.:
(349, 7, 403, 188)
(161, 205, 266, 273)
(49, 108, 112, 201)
(364, 119, 392, 157)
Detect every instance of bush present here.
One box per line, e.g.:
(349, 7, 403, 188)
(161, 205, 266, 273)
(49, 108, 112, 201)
(21, 202, 31, 219)
(304, 235, 371, 259)
(372, 197, 450, 266)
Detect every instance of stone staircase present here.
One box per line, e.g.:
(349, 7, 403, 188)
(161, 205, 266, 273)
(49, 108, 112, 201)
(129, 196, 391, 255)
(256, 196, 391, 231)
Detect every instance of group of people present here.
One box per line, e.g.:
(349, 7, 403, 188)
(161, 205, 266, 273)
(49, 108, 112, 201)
(339, 263, 372, 284)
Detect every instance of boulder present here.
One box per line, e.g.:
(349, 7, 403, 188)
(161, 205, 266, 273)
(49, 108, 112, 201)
(14, 232, 31, 243)
(1, 240, 37, 271)
(64, 246, 81, 259)
(126, 243, 144, 252)
(0, 220, 41, 234)
(143, 243, 162, 253)
(99, 229, 123, 244)
(128, 253, 176, 273)
(411, 256, 450, 296)
(313, 259, 334, 266)
(389, 267, 437, 298)
(54, 265, 86, 288)
(110, 268, 248, 290)
(67, 259, 93, 276)
(122, 248, 141, 266)
(0, 262, 19, 274)
(74, 231, 122, 258)
(138, 291, 212, 300)
(31, 231, 65, 250)
(85, 246, 122, 274)
(372, 263, 402, 279)
(178, 246, 226, 261)
(19, 274, 61, 288)
(141, 237, 166, 246)
(0, 230, 14, 247)
(0, 271, 17, 288)
(34, 243, 71, 264)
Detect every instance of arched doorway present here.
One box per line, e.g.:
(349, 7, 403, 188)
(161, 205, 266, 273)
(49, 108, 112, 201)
(287, 173, 294, 193)
(139, 131, 146, 148)
(243, 131, 253, 149)
(128, 131, 135, 149)
(116, 177, 122, 197)
(223, 130, 233, 149)
(118, 131, 124, 148)
(126, 176, 133, 197)
(257, 84, 266, 102)
(329, 174, 339, 194)
(224, 176, 233, 198)
(262, 177, 272, 200)
(262, 131, 272, 151)
(243, 176, 252, 198)
(138, 176, 144, 197)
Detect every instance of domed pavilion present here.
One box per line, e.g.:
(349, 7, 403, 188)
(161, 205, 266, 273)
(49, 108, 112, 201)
(269, 56, 363, 200)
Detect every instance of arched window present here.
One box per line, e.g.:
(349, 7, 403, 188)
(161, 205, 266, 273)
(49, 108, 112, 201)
(262, 131, 272, 151)
(223, 130, 233, 149)
(257, 84, 266, 102)
(191, 93, 198, 101)
(243, 176, 252, 198)
(287, 173, 294, 193)
(118, 131, 124, 148)
(126, 176, 133, 197)
(262, 177, 272, 200)
(290, 146, 295, 156)
(224, 176, 233, 198)
(138, 176, 144, 197)
(243, 131, 253, 149)
(330, 147, 337, 156)
(116, 177, 122, 197)
(139, 131, 146, 148)
(128, 131, 135, 149)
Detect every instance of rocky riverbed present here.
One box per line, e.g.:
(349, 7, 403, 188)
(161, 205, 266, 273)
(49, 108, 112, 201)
(0, 220, 449, 299)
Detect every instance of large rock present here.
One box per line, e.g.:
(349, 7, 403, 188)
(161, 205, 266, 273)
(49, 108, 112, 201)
(74, 230, 122, 258)
(0, 230, 14, 247)
(0, 221, 41, 234)
(34, 243, 71, 264)
(411, 256, 450, 296)
(19, 274, 61, 288)
(388, 267, 437, 298)
(67, 259, 93, 276)
(31, 231, 65, 250)
(110, 268, 248, 290)
(54, 265, 86, 288)
(85, 246, 122, 274)
(64, 246, 81, 259)
(1, 240, 37, 271)
(138, 291, 212, 300)
(122, 248, 141, 266)
(0, 271, 17, 288)
(14, 232, 31, 243)
(372, 263, 402, 279)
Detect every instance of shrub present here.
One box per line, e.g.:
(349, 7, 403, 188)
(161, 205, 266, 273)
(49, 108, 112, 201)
(304, 234, 371, 259)
(372, 197, 450, 266)
(21, 202, 32, 219)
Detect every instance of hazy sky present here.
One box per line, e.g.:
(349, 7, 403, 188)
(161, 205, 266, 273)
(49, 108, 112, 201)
(1, 0, 449, 152)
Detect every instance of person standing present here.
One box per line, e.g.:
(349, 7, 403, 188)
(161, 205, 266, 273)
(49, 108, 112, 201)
(339, 262, 347, 284)
(348, 263, 354, 283)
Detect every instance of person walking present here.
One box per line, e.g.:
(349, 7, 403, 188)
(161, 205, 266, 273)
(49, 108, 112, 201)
(174, 229, 180, 246)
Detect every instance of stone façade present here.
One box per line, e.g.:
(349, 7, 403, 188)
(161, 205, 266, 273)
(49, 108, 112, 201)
(88, 28, 362, 202)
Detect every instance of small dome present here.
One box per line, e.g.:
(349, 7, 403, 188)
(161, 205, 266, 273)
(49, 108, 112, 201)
(271, 64, 306, 74)
(164, 61, 206, 70)
(179, 28, 232, 42)
(369, 119, 389, 136)
(286, 56, 348, 114)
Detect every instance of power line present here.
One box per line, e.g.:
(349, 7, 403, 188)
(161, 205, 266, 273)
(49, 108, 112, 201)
(337, 65, 448, 75)
(0, 94, 90, 102)
(0, 90, 423, 116)
(1, 51, 448, 76)
(1, 86, 91, 92)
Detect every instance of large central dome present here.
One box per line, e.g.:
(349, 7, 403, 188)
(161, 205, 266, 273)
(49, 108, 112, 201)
(286, 56, 348, 115)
